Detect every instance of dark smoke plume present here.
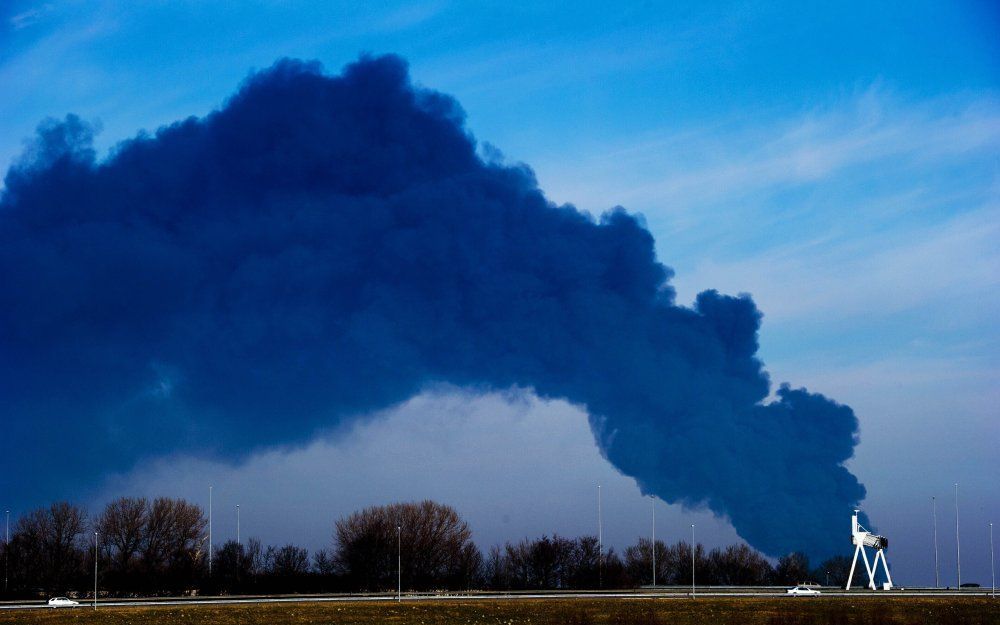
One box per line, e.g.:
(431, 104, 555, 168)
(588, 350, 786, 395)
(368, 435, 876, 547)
(0, 55, 865, 559)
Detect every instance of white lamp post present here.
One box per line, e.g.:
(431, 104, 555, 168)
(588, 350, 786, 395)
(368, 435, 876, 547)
(955, 483, 961, 588)
(932, 496, 939, 588)
(93, 531, 98, 610)
(597, 484, 603, 589)
(990, 522, 995, 599)
(651, 497, 656, 587)
(4, 509, 8, 594)
(397, 526, 402, 602)
(691, 524, 695, 598)
(208, 486, 213, 577)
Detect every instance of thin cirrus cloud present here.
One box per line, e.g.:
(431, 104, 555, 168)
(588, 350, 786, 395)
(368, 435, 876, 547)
(535, 88, 999, 220)
(534, 88, 1000, 329)
(673, 206, 1000, 325)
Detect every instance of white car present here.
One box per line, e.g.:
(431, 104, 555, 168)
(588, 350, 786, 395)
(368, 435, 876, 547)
(47, 597, 80, 608)
(786, 586, 821, 596)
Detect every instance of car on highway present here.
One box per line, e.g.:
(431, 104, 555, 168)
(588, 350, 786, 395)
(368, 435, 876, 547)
(47, 597, 80, 608)
(786, 586, 822, 596)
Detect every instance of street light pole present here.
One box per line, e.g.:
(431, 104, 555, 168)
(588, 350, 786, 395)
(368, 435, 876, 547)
(397, 526, 402, 602)
(932, 496, 939, 588)
(597, 485, 603, 589)
(93, 531, 98, 610)
(990, 522, 995, 599)
(651, 497, 656, 587)
(690, 524, 696, 598)
(955, 483, 961, 588)
(235, 503, 241, 583)
(208, 486, 213, 577)
(4, 509, 8, 594)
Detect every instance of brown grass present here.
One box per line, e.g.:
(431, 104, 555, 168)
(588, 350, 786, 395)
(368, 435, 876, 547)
(0, 597, 997, 625)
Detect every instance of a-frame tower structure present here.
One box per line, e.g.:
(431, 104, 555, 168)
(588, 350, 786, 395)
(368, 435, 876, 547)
(846, 509, 892, 590)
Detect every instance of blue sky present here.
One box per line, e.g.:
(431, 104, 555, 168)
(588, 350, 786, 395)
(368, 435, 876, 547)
(1, 1, 998, 584)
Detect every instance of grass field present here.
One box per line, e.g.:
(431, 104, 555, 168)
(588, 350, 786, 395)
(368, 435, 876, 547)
(1, 597, 997, 625)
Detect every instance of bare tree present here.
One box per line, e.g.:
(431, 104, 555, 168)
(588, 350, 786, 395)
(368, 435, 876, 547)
(312, 548, 336, 576)
(245, 537, 266, 579)
(624, 538, 671, 585)
(501, 535, 577, 589)
(567, 535, 602, 589)
(488, 535, 614, 590)
(813, 555, 852, 587)
(132, 498, 206, 592)
(707, 543, 773, 586)
(267, 544, 310, 576)
(47, 502, 87, 589)
(214, 540, 244, 590)
(457, 541, 484, 589)
(649, 540, 709, 586)
(9, 503, 87, 592)
(334, 501, 479, 591)
(484, 545, 508, 589)
(96, 497, 148, 581)
(774, 551, 812, 585)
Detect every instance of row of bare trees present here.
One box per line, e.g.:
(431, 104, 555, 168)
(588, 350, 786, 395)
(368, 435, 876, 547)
(0, 498, 853, 597)
(485, 535, 611, 589)
(0, 498, 339, 597)
(481, 536, 849, 590)
(320, 500, 852, 591)
(622, 540, 773, 587)
(2, 499, 209, 596)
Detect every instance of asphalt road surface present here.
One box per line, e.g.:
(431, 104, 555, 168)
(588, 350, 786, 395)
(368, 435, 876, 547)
(1, 588, 995, 611)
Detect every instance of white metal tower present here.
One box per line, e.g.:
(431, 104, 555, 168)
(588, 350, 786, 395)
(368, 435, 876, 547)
(846, 510, 892, 590)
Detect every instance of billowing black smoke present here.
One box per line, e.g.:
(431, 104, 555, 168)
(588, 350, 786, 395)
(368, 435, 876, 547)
(0, 55, 864, 559)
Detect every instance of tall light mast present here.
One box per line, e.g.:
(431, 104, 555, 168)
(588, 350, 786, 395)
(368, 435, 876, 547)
(955, 483, 961, 588)
(932, 497, 939, 588)
(208, 486, 213, 577)
(597, 485, 602, 589)
(651, 497, 656, 587)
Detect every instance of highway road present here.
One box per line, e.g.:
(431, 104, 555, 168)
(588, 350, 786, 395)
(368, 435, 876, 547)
(1, 588, 995, 611)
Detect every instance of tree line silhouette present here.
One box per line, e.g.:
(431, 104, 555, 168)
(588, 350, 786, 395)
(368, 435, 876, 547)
(0, 498, 852, 598)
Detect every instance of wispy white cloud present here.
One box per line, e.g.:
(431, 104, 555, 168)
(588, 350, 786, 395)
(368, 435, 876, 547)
(374, 0, 446, 33)
(672, 204, 1000, 323)
(535, 88, 1000, 215)
(8, 4, 54, 30)
(531, 89, 1000, 344)
(0, 2, 117, 173)
(780, 354, 999, 420)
